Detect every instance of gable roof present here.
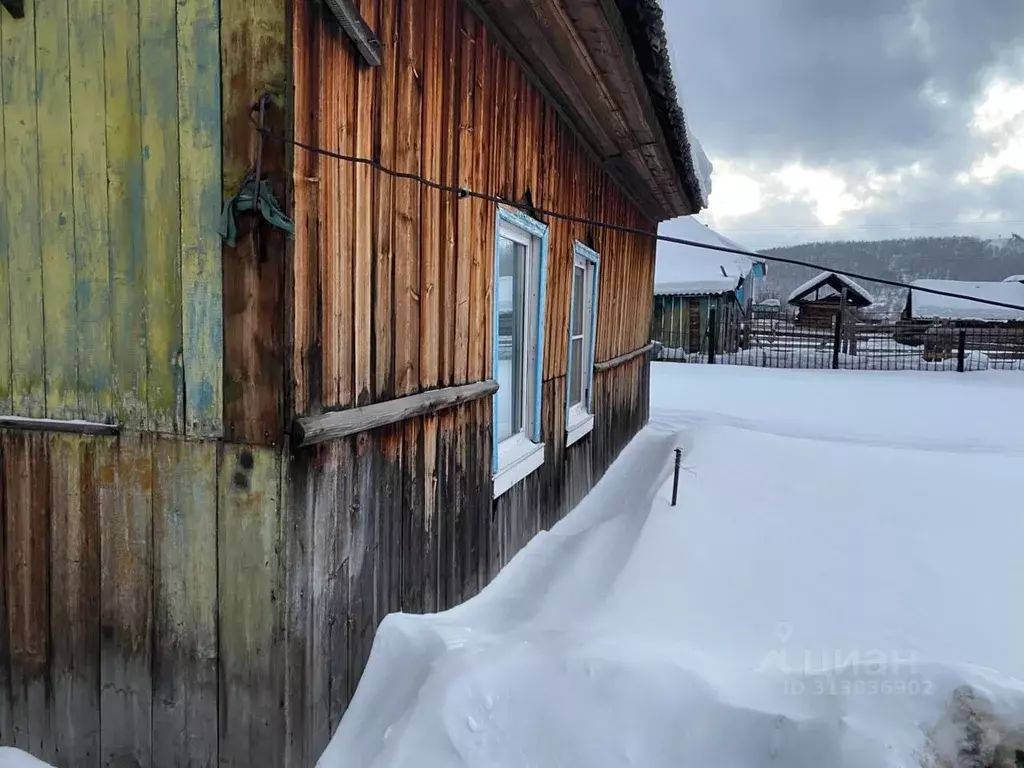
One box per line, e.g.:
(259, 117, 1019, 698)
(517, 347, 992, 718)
(654, 218, 758, 297)
(787, 272, 875, 308)
(908, 279, 1024, 322)
(471, 0, 709, 221)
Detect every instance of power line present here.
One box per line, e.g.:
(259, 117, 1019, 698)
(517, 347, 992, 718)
(264, 127, 1024, 315)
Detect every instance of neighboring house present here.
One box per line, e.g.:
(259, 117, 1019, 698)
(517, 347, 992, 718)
(650, 218, 764, 355)
(788, 271, 875, 328)
(0, 0, 708, 764)
(905, 279, 1024, 323)
(901, 279, 1024, 352)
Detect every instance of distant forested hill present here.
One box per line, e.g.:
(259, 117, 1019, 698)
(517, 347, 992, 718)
(759, 235, 1024, 313)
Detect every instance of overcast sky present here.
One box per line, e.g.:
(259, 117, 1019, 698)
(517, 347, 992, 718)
(660, 0, 1024, 249)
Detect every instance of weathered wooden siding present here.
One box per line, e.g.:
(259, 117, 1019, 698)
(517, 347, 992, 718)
(284, 1, 660, 757)
(0, 430, 306, 766)
(0, 0, 223, 436)
(291, 0, 658, 413)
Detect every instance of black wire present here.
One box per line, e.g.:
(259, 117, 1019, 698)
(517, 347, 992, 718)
(268, 128, 1024, 315)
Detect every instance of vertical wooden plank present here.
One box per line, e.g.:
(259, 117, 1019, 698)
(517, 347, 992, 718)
(452, 10, 475, 386)
(3, 432, 50, 757)
(320, 26, 338, 409)
(35, 0, 79, 421)
(152, 438, 218, 767)
(292, 0, 321, 417)
(282, 444, 311, 768)
(220, 0, 289, 444)
(0, 18, 9, 416)
(99, 433, 151, 767)
(401, 420, 424, 612)
(435, 409, 454, 608)
(332, 17, 356, 410)
(348, 431, 377, 698)
(419, 0, 443, 391)
(1, 2, 44, 417)
(140, 0, 183, 434)
(469, 22, 493, 383)
(0, 433, 10, 741)
(219, 444, 284, 766)
(308, 441, 352, 756)
(373, 0, 398, 402)
(105, 0, 148, 427)
(423, 417, 440, 612)
(178, 0, 224, 436)
(394, 0, 424, 396)
(68, 0, 112, 423)
(50, 435, 102, 768)
(353, 0, 378, 408)
(438, 0, 460, 387)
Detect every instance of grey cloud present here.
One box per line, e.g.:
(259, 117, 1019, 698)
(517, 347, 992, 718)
(665, 0, 1023, 170)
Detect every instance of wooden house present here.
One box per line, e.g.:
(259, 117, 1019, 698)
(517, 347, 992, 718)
(650, 219, 762, 357)
(0, 0, 707, 763)
(900, 279, 1024, 355)
(788, 271, 875, 329)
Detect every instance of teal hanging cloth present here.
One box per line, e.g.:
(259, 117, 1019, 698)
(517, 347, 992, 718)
(219, 170, 295, 247)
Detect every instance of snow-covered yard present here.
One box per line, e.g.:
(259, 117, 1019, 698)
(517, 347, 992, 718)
(313, 363, 1024, 768)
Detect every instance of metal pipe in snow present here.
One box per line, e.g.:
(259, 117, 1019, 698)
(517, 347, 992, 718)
(671, 448, 682, 507)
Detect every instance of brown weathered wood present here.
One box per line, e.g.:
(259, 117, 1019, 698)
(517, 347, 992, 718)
(348, 431, 377, 698)
(0, 434, 10, 743)
(3, 432, 50, 758)
(372, 0, 399, 402)
(438, 0, 460, 387)
(393, 0, 424, 396)
(291, 0, 322, 416)
(151, 438, 218, 768)
(294, 379, 498, 447)
(470, 21, 495, 382)
(0, 416, 119, 436)
(308, 440, 351, 756)
(452, 9, 476, 385)
(50, 435, 102, 768)
(353, 0, 378, 406)
(100, 433, 152, 767)
(282, 439, 311, 768)
(420, 0, 443, 391)
(219, 443, 284, 766)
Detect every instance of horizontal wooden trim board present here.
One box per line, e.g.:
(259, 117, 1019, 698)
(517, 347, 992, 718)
(593, 343, 654, 372)
(293, 379, 500, 447)
(0, 416, 120, 436)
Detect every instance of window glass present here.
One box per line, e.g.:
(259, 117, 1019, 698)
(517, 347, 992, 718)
(497, 235, 527, 441)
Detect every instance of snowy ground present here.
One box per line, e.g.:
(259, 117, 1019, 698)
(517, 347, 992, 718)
(316, 363, 1024, 768)
(7, 366, 1024, 767)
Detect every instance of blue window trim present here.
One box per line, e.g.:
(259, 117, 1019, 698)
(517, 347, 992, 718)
(566, 241, 600, 429)
(492, 207, 550, 473)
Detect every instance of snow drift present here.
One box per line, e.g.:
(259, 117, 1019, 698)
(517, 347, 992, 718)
(318, 365, 1024, 768)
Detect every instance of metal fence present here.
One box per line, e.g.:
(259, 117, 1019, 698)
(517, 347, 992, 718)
(652, 305, 1024, 372)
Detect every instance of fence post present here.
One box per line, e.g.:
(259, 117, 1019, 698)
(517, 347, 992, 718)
(832, 287, 847, 370)
(957, 327, 967, 373)
(707, 306, 718, 364)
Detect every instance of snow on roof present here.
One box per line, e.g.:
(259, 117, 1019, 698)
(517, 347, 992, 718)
(787, 271, 875, 306)
(909, 279, 1024, 322)
(654, 217, 759, 296)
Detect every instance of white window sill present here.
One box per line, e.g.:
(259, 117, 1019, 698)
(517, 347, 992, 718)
(566, 412, 595, 447)
(493, 436, 546, 499)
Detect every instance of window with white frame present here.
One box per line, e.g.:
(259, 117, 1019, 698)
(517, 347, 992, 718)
(492, 208, 549, 498)
(566, 242, 599, 446)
